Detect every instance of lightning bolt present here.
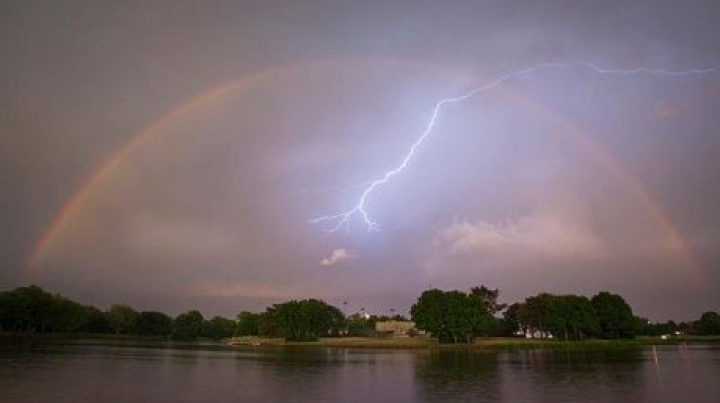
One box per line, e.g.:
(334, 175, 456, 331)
(310, 62, 717, 232)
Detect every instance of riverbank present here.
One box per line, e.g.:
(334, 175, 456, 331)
(4, 336, 720, 403)
(228, 335, 720, 349)
(5, 332, 719, 350)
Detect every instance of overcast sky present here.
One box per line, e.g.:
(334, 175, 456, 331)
(2, 0, 719, 320)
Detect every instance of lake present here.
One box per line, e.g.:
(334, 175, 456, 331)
(1, 339, 718, 402)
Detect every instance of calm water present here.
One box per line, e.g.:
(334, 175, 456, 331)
(1, 339, 719, 403)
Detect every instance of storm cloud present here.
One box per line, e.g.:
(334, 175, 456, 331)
(2, 0, 720, 320)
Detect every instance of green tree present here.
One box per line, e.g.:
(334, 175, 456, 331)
(696, 311, 720, 335)
(567, 295, 599, 339)
(499, 302, 522, 336)
(345, 313, 377, 336)
(82, 306, 112, 334)
(410, 289, 493, 343)
(136, 311, 172, 336)
(269, 299, 345, 341)
(235, 311, 260, 336)
(591, 291, 635, 339)
(410, 289, 447, 340)
(202, 316, 235, 340)
(470, 285, 507, 316)
(0, 285, 56, 333)
(107, 304, 139, 335)
(444, 290, 491, 342)
(633, 316, 652, 336)
(545, 295, 598, 340)
(507, 293, 600, 340)
(49, 295, 90, 333)
(0, 286, 115, 335)
(172, 310, 204, 340)
(516, 293, 555, 338)
(641, 320, 679, 337)
(257, 309, 279, 337)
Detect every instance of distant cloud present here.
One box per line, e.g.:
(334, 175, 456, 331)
(435, 211, 602, 260)
(188, 281, 307, 300)
(122, 214, 233, 257)
(654, 100, 684, 118)
(264, 142, 347, 171)
(321, 248, 352, 266)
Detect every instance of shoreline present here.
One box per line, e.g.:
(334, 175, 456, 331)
(4, 332, 719, 350)
(228, 335, 720, 349)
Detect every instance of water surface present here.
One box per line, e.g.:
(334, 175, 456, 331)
(1, 339, 718, 403)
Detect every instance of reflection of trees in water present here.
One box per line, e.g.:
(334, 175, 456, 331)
(413, 347, 646, 402)
(244, 347, 349, 383)
(247, 348, 416, 403)
(254, 346, 379, 369)
(503, 347, 645, 402)
(414, 350, 501, 402)
(512, 346, 643, 380)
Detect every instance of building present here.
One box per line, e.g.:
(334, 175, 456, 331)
(375, 320, 416, 337)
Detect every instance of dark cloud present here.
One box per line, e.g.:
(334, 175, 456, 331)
(2, 1, 719, 320)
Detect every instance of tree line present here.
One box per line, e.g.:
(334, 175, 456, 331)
(2, 284, 719, 343)
(411, 287, 630, 343)
(0, 285, 234, 340)
(413, 287, 720, 342)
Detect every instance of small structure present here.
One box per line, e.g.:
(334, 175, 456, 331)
(375, 320, 416, 337)
(521, 328, 554, 339)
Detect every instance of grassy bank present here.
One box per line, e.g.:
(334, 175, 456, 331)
(6, 332, 719, 350)
(228, 335, 720, 349)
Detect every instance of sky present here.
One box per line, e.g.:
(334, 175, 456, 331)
(2, 0, 719, 321)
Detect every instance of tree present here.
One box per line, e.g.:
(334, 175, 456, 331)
(696, 311, 720, 335)
(269, 299, 345, 341)
(202, 316, 235, 340)
(516, 293, 555, 338)
(567, 295, 599, 339)
(0, 285, 56, 333)
(48, 295, 90, 333)
(591, 291, 635, 339)
(345, 313, 377, 336)
(107, 304, 139, 335)
(235, 311, 260, 336)
(410, 289, 447, 340)
(257, 309, 279, 337)
(508, 293, 601, 340)
(546, 295, 598, 340)
(172, 310, 204, 340)
(499, 303, 522, 336)
(470, 285, 507, 316)
(0, 286, 113, 335)
(82, 306, 112, 334)
(410, 288, 493, 343)
(444, 290, 492, 342)
(136, 311, 172, 336)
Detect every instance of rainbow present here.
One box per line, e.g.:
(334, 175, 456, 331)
(26, 55, 705, 285)
(510, 90, 705, 284)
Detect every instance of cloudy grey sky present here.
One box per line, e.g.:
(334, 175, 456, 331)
(2, 0, 719, 320)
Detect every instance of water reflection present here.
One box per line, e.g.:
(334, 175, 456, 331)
(414, 350, 500, 402)
(502, 347, 645, 403)
(1, 339, 719, 403)
(643, 344, 720, 402)
(254, 348, 417, 403)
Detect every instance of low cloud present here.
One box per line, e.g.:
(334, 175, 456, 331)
(123, 214, 234, 257)
(435, 211, 602, 260)
(187, 281, 305, 300)
(321, 248, 352, 266)
(654, 100, 684, 118)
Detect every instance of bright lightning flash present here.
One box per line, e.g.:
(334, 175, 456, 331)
(310, 62, 717, 233)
